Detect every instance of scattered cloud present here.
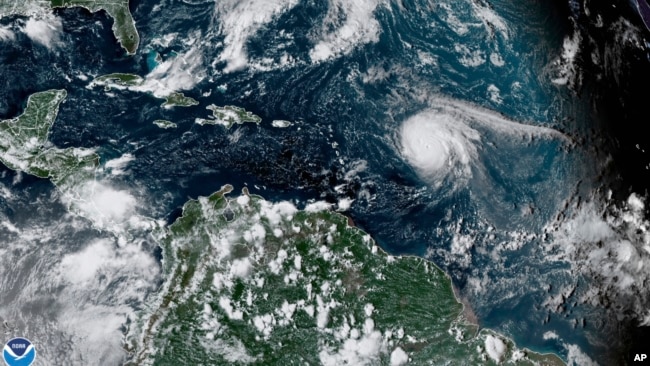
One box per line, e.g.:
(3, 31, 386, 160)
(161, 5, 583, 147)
(104, 153, 135, 176)
(213, 0, 299, 72)
(0, 25, 15, 42)
(310, 0, 385, 63)
(22, 15, 63, 49)
(138, 44, 206, 97)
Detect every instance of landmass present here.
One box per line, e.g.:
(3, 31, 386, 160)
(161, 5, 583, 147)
(0, 90, 146, 237)
(90, 73, 198, 108)
(0, 89, 98, 187)
(195, 105, 262, 129)
(93, 73, 143, 87)
(152, 120, 177, 129)
(0, 1, 139, 54)
(126, 185, 564, 365)
(0, 91, 565, 365)
(162, 92, 199, 108)
(271, 119, 293, 128)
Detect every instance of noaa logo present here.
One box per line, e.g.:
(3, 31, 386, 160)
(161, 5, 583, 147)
(2, 338, 36, 366)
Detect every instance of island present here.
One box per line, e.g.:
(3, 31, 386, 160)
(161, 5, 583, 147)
(162, 92, 199, 108)
(93, 72, 143, 87)
(126, 184, 564, 365)
(272, 119, 293, 128)
(152, 119, 177, 129)
(90, 73, 199, 108)
(195, 105, 262, 129)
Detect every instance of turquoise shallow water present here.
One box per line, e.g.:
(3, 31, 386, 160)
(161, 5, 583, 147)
(146, 50, 159, 71)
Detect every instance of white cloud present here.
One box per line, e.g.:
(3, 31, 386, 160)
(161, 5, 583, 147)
(23, 15, 62, 49)
(210, 0, 386, 70)
(220, 296, 244, 320)
(399, 109, 480, 188)
(551, 31, 581, 86)
(319, 329, 386, 366)
(62, 181, 140, 236)
(213, 0, 299, 72)
(484, 335, 506, 362)
(104, 153, 135, 176)
(230, 258, 254, 278)
(566, 344, 598, 366)
(628, 192, 645, 211)
(310, 0, 385, 63)
(88, 185, 136, 220)
(54, 237, 159, 364)
(137, 45, 206, 97)
(199, 337, 257, 364)
(490, 52, 505, 67)
(398, 97, 569, 189)
(487, 84, 502, 104)
(271, 120, 293, 128)
(337, 198, 353, 211)
(59, 240, 116, 285)
(450, 234, 475, 267)
(58, 239, 158, 288)
(454, 43, 486, 67)
(305, 201, 332, 212)
(259, 200, 297, 225)
(546, 193, 650, 325)
(0, 25, 15, 42)
(390, 347, 408, 366)
(88, 43, 204, 97)
(542, 331, 559, 340)
(0, 208, 159, 365)
(471, 1, 509, 40)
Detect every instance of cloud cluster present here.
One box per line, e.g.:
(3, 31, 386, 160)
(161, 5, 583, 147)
(309, 0, 384, 63)
(546, 193, 650, 325)
(399, 110, 480, 188)
(398, 97, 568, 190)
(22, 15, 63, 49)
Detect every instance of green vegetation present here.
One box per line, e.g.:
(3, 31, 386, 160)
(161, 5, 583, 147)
(196, 105, 262, 129)
(162, 92, 199, 108)
(50, 0, 139, 54)
(91, 73, 198, 108)
(0, 93, 564, 366)
(127, 186, 564, 365)
(153, 120, 177, 129)
(0, 90, 98, 186)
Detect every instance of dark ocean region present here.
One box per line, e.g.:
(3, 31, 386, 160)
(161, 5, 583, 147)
(569, 0, 650, 362)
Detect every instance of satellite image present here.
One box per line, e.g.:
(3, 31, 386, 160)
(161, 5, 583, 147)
(0, 0, 649, 365)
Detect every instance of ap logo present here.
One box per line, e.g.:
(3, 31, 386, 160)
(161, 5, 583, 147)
(2, 338, 36, 366)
